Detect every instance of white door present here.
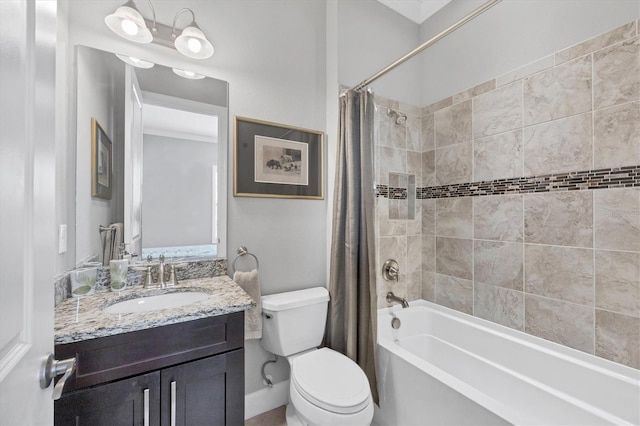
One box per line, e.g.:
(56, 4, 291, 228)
(0, 1, 57, 424)
(124, 66, 144, 257)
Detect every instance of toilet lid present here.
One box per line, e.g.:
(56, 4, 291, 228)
(291, 348, 371, 414)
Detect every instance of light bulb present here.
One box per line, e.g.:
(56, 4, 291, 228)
(184, 70, 195, 77)
(130, 57, 141, 63)
(187, 38, 202, 53)
(121, 19, 139, 36)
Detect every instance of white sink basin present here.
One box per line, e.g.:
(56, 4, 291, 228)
(103, 291, 210, 314)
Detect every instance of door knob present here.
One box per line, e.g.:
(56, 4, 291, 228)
(39, 353, 76, 400)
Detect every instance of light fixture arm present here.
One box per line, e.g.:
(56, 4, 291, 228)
(171, 8, 197, 39)
(145, 0, 157, 34)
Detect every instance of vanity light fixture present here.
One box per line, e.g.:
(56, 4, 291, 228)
(115, 54, 155, 69)
(172, 68, 206, 80)
(104, 0, 154, 43)
(105, 1, 214, 60)
(172, 9, 214, 60)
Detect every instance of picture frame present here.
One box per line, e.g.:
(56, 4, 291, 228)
(234, 116, 324, 199)
(91, 118, 112, 200)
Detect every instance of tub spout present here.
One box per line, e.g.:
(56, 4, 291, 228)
(386, 292, 409, 308)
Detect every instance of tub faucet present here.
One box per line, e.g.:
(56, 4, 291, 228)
(387, 291, 409, 308)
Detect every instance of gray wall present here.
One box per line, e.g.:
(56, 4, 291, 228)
(74, 47, 124, 264)
(337, 0, 421, 106)
(60, 0, 328, 395)
(418, 0, 640, 105)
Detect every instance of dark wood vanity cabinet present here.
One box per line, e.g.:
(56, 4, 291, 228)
(54, 311, 245, 426)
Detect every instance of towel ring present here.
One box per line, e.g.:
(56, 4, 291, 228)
(232, 246, 259, 271)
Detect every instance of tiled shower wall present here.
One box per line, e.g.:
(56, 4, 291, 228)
(375, 20, 639, 369)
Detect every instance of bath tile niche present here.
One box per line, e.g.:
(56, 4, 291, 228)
(388, 173, 415, 221)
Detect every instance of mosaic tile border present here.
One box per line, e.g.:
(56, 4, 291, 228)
(376, 185, 408, 199)
(376, 165, 640, 200)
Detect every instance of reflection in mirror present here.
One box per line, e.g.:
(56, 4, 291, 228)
(75, 46, 228, 265)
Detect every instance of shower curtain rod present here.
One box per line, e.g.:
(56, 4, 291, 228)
(351, 0, 502, 92)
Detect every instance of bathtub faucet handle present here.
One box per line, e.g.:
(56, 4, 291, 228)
(382, 259, 400, 282)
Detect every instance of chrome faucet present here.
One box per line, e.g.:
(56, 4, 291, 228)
(386, 291, 409, 308)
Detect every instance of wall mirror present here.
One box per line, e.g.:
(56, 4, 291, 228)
(74, 45, 228, 265)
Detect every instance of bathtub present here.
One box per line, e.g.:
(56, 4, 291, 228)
(374, 300, 640, 425)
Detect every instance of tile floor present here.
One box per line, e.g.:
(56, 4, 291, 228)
(245, 405, 287, 426)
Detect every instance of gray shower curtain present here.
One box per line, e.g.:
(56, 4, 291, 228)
(327, 89, 378, 403)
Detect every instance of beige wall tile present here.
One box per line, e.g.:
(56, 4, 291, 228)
(454, 79, 496, 103)
(473, 81, 523, 138)
(407, 235, 422, 274)
(422, 271, 435, 302)
(474, 194, 524, 242)
(474, 282, 524, 330)
(377, 197, 406, 237)
(595, 250, 640, 318)
(523, 112, 593, 176)
(422, 235, 435, 272)
(421, 199, 435, 236)
(422, 112, 435, 151)
(594, 37, 640, 109)
(378, 236, 407, 278)
(475, 241, 524, 290)
(595, 309, 640, 369)
(407, 270, 423, 301)
(375, 106, 405, 149)
(435, 100, 472, 147)
(496, 55, 554, 87)
(406, 115, 422, 152)
(524, 191, 593, 247)
(435, 142, 473, 185)
(594, 101, 640, 168)
(525, 295, 594, 353)
(376, 146, 406, 186)
(422, 150, 435, 187)
(436, 274, 473, 315)
(436, 197, 473, 238)
(524, 56, 592, 126)
(436, 237, 473, 280)
(422, 96, 453, 115)
(407, 150, 422, 185)
(525, 244, 594, 305)
(474, 130, 523, 181)
(555, 21, 636, 64)
(594, 188, 640, 252)
(407, 210, 422, 236)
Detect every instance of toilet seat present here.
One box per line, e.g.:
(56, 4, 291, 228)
(291, 348, 371, 415)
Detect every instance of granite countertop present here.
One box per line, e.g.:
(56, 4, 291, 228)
(55, 276, 254, 345)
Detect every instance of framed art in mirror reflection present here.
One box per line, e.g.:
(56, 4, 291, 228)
(91, 118, 112, 200)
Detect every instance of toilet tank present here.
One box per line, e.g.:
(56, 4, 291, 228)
(261, 287, 330, 356)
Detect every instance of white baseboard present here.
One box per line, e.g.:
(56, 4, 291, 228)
(244, 380, 290, 420)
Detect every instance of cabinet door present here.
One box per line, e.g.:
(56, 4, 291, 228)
(54, 372, 160, 426)
(161, 349, 244, 426)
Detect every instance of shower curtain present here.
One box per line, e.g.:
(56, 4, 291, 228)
(327, 89, 378, 403)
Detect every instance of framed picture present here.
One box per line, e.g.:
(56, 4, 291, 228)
(91, 118, 112, 199)
(234, 116, 324, 199)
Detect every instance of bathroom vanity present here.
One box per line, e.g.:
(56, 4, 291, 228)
(53, 276, 253, 426)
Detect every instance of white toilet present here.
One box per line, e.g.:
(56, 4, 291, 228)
(261, 287, 374, 426)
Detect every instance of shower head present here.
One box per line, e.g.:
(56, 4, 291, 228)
(387, 108, 407, 125)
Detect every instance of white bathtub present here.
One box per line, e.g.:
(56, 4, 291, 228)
(375, 300, 640, 426)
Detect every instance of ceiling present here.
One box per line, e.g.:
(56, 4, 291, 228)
(376, 0, 452, 24)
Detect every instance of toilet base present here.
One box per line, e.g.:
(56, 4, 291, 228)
(285, 403, 306, 426)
